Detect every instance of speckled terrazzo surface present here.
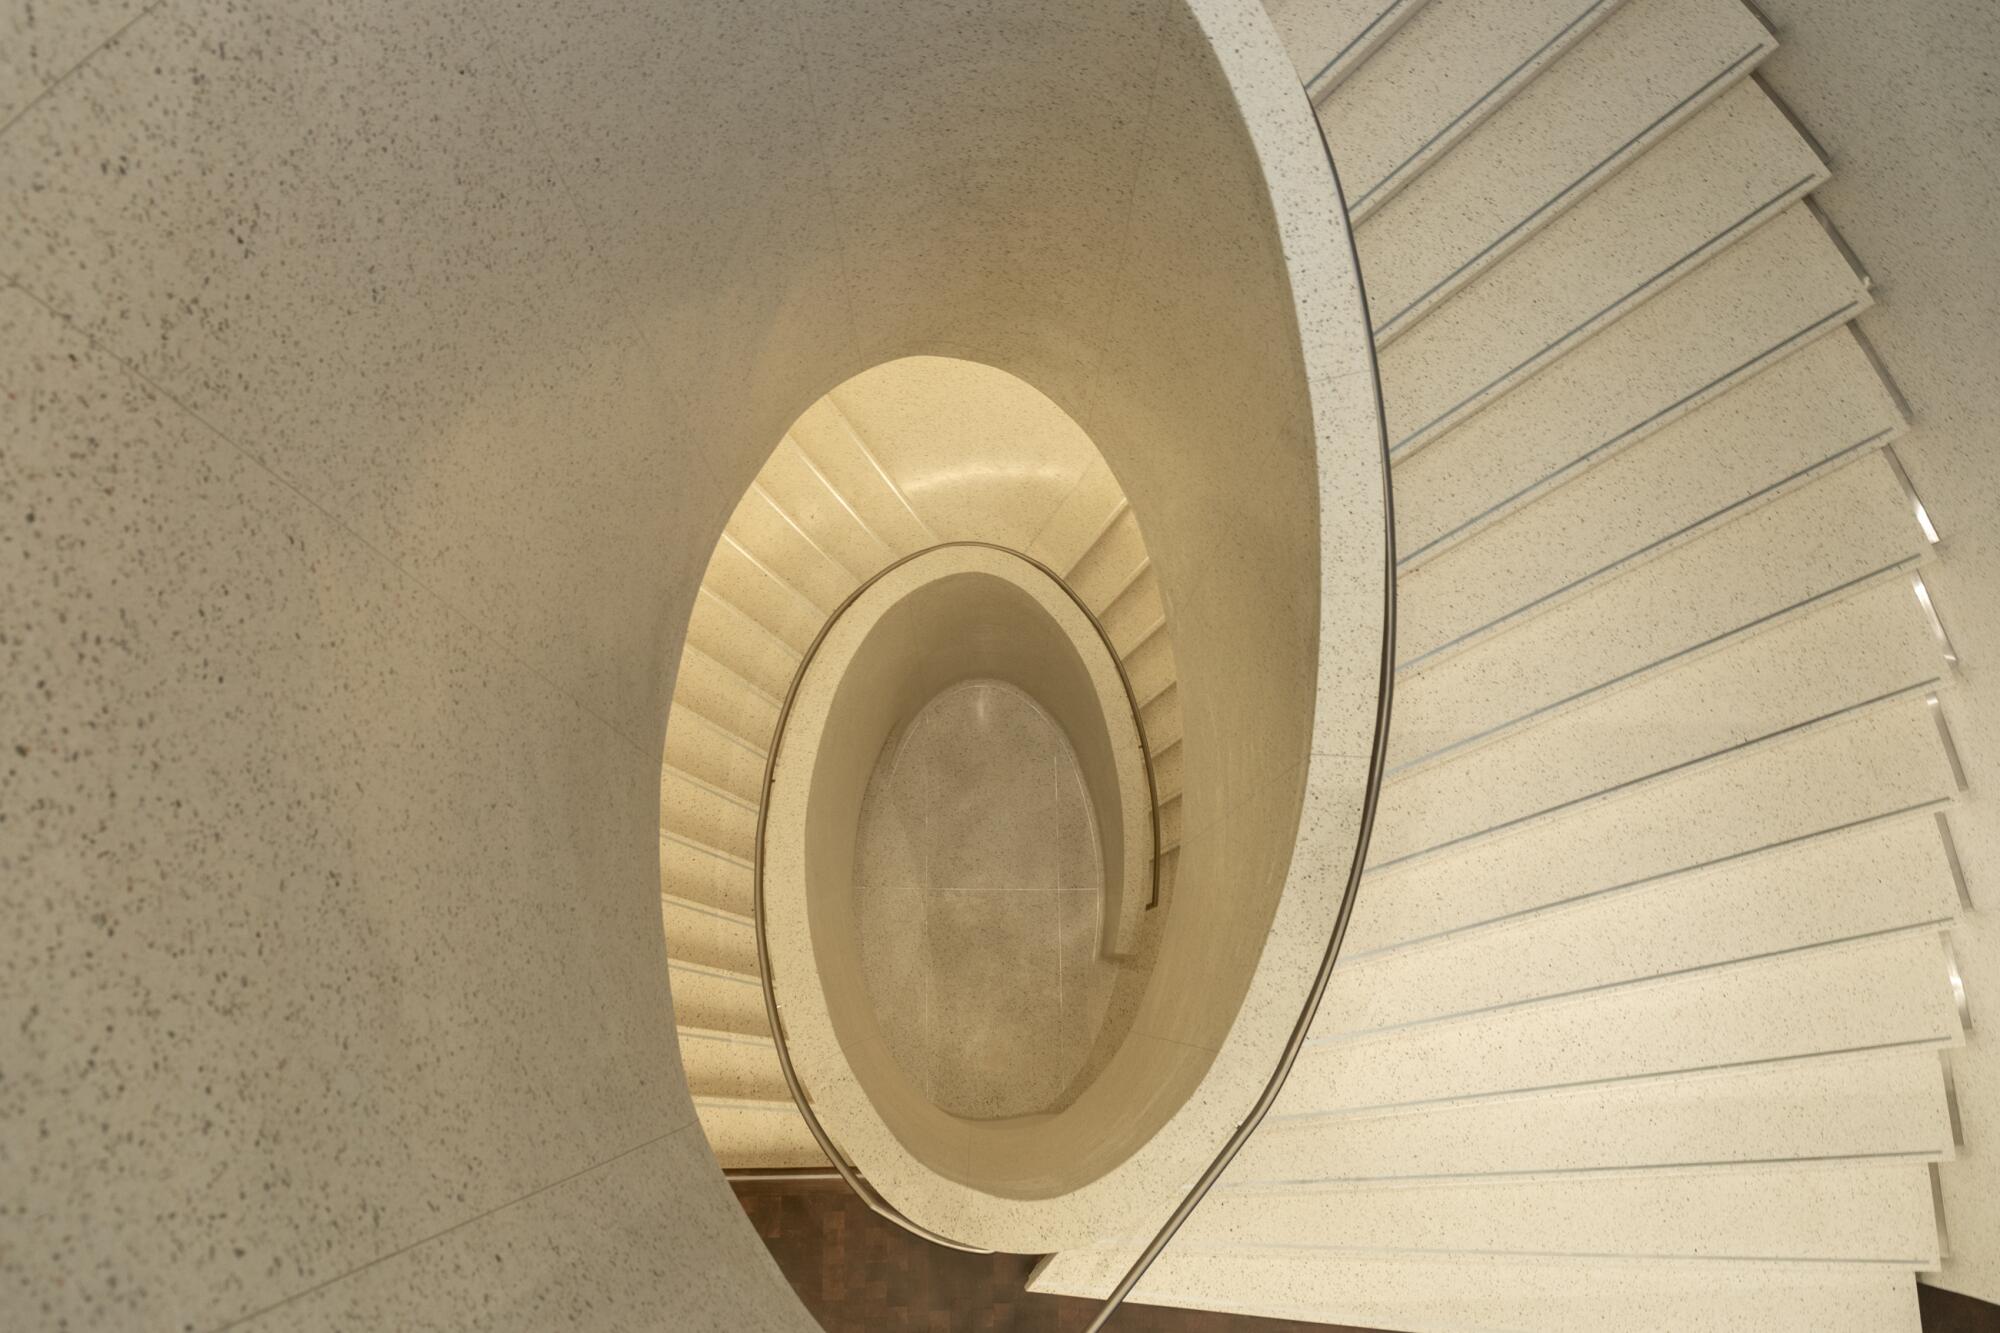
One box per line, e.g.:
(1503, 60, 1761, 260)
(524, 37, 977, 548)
(1748, 0, 2000, 1303)
(853, 680, 1120, 1119)
(1030, 0, 1999, 1323)
(1, 0, 1383, 1323)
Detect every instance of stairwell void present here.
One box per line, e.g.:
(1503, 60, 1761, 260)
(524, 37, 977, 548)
(663, 345, 1389, 1253)
(768, 547, 1165, 1190)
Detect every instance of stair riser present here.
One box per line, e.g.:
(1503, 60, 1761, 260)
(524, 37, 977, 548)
(1376, 573, 1943, 862)
(1390, 452, 1931, 769)
(1357, 0, 1775, 334)
(679, 1030, 790, 1102)
(667, 964, 769, 1038)
(693, 1100, 827, 1170)
(1287, 933, 1957, 1111)
(1396, 330, 1905, 660)
(663, 898, 758, 976)
(1031, 1251, 1921, 1333)
(1277, 0, 1436, 98)
(1392, 206, 1872, 551)
(1164, 1162, 1939, 1265)
(1324, 0, 1633, 222)
(661, 836, 754, 918)
(1378, 84, 1826, 451)
(1241, 1048, 1953, 1179)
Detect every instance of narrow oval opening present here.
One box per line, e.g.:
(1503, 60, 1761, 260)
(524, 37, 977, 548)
(662, 334, 1372, 1253)
(844, 570, 1155, 1120)
(766, 545, 1169, 1202)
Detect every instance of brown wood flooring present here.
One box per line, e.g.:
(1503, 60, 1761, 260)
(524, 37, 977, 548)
(732, 1178, 1367, 1332)
(732, 1179, 2000, 1332)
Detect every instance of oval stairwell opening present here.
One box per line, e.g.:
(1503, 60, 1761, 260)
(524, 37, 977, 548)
(765, 544, 1165, 1202)
(853, 642, 1147, 1121)
(663, 317, 1387, 1260)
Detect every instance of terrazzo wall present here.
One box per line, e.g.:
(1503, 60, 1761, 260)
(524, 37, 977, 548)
(1, 0, 1382, 1326)
(1756, 0, 2000, 1302)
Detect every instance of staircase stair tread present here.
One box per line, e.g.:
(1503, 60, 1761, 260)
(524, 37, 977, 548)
(1031, 1250, 1922, 1332)
(1377, 79, 1825, 459)
(1356, 0, 1774, 335)
(1272, 0, 1436, 97)
(1283, 932, 1958, 1113)
(1322, 0, 1630, 222)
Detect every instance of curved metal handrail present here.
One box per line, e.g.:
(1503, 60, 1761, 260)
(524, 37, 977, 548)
(749, 540, 1168, 1257)
(1077, 82, 1397, 1333)
(743, 77, 1392, 1319)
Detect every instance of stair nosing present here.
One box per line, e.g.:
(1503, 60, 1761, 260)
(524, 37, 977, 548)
(1350, 798, 1953, 963)
(1368, 38, 1773, 341)
(1387, 554, 1922, 780)
(661, 892, 756, 929)
(1314, 919, 1954, 1047)
(1303, 0, 1429, 100)
(1124, 613, 1170, 656)
(667, 701, 771, 764)
(1266, 1037, 1957, 1124)
(659, 829, 755, 873)
(1369, 677, 1942, 873)
(1393, 429, 1896, 676)
(717, 530, 836, 630)
(1112, 1240, 1940, 1268)
(661, 764, 762, 815)
(680, 641, 785, 711)
(695, 584, 806, 667)
(1221, 1149, 1944, 1193)
(1387, 176, 1823, 457)
(1099, 554, 1153, 616)
(780, 433, 901, 574)
(677, 1023, 775, 1048)
(1345, 0, 1629, 223)
(692, 1093, 804, 1113)
(749, 480, 864, 595)
(822, 391, 940, 546)
(1396, 297, 1867, 564)
(1065, 497, 1132, 582)
(667, 957, 761, 986)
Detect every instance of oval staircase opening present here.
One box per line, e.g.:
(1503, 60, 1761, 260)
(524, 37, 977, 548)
(660, 323, 1388, 1255)
(766, 545, 1164, 1202)
(854, 660, 1146, 1120)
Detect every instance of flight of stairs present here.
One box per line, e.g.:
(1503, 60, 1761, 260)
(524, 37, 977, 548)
(659, 377, 1186, 1168)
(1029, 1, 1971, 1327)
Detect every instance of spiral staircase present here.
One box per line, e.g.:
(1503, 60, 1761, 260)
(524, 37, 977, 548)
(652, 0, 1984, 1320)
(1021, 0, 1978, 1327)
(5, 0, 1993, 1328)
(659, 359, 1186, 1168)
(657, 0, 1976, 1327)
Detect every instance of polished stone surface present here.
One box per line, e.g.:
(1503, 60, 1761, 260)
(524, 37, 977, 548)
(853, 680, 1118, 1118)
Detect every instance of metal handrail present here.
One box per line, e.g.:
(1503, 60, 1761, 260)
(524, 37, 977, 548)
(749, 541, 1169, 1257)
(1076, 83, 1396, 1332)
(744, 78, 1393, 1326)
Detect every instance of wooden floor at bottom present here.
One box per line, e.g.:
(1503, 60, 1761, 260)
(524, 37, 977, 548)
(732, 1179, 2000, 1332)
(732, 1178, 1366, 1332)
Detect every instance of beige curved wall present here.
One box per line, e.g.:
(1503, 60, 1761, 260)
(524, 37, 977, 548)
(2, 0, 1381, 1327)
(765, 550, 1160, 1219)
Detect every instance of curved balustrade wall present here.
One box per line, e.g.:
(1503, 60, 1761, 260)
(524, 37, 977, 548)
(766, 549, 1162, 1215)
(4, 0, 1382, 1326)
